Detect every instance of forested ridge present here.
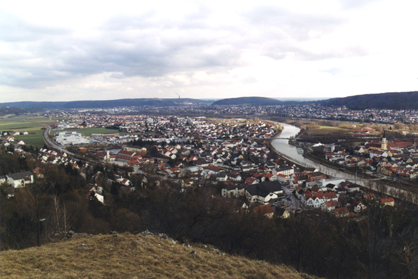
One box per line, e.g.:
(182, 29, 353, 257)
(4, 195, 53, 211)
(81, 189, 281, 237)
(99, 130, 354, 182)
(1, 150, 418, 278)
(211, 97, 283, 106)
(0, 106, 27, 116)
(323, 91, 418, 110)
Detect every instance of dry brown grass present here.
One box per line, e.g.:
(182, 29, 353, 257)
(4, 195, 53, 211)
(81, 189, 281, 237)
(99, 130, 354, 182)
(0, 232, 316, 279)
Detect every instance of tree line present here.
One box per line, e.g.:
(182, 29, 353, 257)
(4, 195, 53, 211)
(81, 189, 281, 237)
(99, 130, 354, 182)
(1, 150, 418, 278)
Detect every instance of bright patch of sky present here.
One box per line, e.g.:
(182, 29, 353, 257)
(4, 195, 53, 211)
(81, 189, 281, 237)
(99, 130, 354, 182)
(1, 0, 417, 102)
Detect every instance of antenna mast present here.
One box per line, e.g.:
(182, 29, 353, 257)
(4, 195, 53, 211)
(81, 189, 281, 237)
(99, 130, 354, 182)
(175, 93, 181, 110)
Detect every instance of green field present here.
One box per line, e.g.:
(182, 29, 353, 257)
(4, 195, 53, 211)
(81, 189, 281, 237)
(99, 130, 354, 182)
(0, 116, 62, 148)
(0, 115, 134, 148)
(306, 126, 350, 136)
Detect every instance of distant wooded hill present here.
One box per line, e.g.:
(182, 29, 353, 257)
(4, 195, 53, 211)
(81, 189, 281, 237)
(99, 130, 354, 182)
(2, 91, 418, 110)
(0, 98, 213, 110)
(211, 97, 283, 106)
(0, 106, 26, 116)
(323, 91, 418, 110)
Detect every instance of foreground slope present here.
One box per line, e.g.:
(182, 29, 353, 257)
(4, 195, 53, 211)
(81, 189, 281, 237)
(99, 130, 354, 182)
(1, 232, 312, 279)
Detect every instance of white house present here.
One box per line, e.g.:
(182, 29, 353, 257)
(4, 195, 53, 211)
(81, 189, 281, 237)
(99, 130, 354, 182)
(222, 185, 247, 198)
(2, 171, 34, 188)
(321, 200, 339, 212)
(353, 201, 367, 213)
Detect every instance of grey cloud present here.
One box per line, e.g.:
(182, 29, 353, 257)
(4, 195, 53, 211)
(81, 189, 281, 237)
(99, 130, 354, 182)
(245, 7, 371, 62)
(1, 11, 244, 89)
(246, 6, 344, 41)
(261, 43, 369, 61)
(0, 12, 69, 42)
(242, 77, 258, 83)
(296, 46, 369, 61)
(338, 0, 379, 9)
(109, 72, 125, 79)
(322, 67, 343, 75)
(243, 6, 354, 61)
(1, 4, 360, 90)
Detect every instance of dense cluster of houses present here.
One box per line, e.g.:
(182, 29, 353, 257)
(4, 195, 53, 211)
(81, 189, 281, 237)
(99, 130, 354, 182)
(2, 114, 402, 219)
(324, 135, 418, 181)
(36, 148, 92, 172)
(96, 149, 151, 166)
(269, 105, 418, 123)
(80, 118, 399, 218)
(44, 102, 418, 127)
(50, 116, 278, 147)
(221, 164, 395, 218)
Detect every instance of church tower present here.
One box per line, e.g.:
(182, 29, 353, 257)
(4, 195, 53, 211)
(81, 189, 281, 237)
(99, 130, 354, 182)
(381, 130, 387, 150)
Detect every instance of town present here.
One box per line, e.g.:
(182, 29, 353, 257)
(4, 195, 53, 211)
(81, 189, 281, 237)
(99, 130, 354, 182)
(2, 103, 418, 279)
(44, 103, 418, 124)
(3, 1, 418, 276)
(4, 107, 415, 220)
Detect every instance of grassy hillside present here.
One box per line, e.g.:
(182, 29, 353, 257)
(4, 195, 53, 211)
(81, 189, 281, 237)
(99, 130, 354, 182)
(0, 232, 312, 279)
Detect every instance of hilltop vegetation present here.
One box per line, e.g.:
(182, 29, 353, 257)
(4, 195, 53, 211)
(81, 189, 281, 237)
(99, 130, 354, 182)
(323, 91, 418, 110)
(211, 97, 283, 106)
(0, 107, 27, 116)
(0, 232, 308, 279)
(3, 91, 418, 110)
(0, 98, 213, 110)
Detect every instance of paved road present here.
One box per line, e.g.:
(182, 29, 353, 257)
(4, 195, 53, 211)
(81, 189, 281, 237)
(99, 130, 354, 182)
(42, 124, 74, 156)
(282, 186, 304, 212)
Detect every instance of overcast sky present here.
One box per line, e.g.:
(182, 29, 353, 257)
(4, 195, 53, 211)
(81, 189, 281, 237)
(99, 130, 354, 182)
(1, 0, 417, 102)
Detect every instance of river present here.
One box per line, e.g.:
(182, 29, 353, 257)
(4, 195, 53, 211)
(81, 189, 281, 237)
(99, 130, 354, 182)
(271, 123, 417, 203)
(271, 123, 355, 179)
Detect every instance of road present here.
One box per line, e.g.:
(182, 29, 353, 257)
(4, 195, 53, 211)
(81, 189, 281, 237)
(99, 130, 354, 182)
(42, 124, 74, 156)
(282, 186, 303, 212)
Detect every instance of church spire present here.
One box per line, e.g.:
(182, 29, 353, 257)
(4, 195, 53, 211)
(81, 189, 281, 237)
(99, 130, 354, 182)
(381, 130, 387, 150)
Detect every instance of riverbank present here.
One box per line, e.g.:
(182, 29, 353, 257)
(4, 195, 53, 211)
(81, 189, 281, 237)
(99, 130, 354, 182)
(270, 122, 418, 203)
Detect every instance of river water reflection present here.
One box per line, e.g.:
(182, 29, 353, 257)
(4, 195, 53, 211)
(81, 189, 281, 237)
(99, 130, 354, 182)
(271, 123, 417, 202)
(271, 123, 360, 181)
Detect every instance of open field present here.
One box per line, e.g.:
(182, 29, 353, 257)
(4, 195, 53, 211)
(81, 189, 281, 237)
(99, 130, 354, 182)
(13, 130, 46, 147)
(0, 233, 311, 279)
(0, 115, 63, 123)
(305, 126, 351, 136)
(0, 116, 62, 148)
(1, 116, 132, 148)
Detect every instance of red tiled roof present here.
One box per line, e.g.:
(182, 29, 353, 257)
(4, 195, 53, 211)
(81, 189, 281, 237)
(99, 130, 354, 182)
(334, 206, 349, 216)
(381, 198, 395, 203)
(254, 205, 274, 215)
(324, 192, 337, 199)
(324, 200, 339, 207)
